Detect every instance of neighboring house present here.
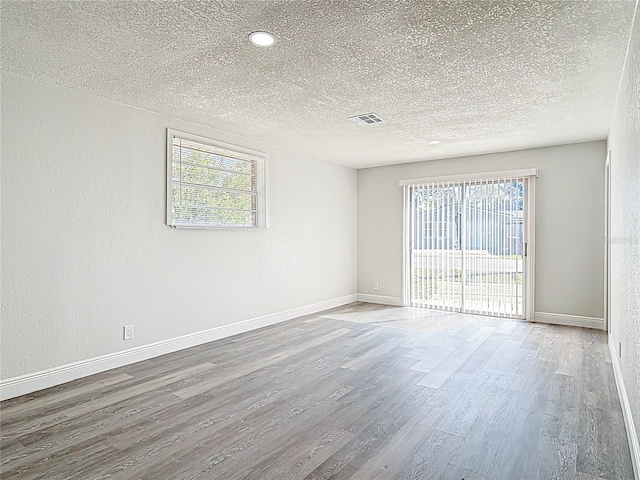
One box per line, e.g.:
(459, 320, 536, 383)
(413, 205, 524, 255)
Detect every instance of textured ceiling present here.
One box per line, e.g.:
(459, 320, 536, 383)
(1, 1, 636, 168)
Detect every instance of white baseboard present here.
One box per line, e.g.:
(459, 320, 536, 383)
(0, 294, 358, 401)
(357, 294, 404, 306)
(608, 336, 640, 479)
(534, 311, 605, 330)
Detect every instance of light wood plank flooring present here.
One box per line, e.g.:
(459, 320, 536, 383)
(0, 302, 633, 479)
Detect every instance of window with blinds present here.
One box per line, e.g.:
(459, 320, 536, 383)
(166, 129, 267, 229)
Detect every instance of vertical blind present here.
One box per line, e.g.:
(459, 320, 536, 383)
(167, 131, 266, 228)
(403, 174, 529, 319)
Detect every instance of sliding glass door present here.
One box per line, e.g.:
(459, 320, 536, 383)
(408, 183, 463, 311)
(404, 174, 530, 319)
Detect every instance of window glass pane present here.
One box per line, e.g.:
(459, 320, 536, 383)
(173, 206, 254, 227)
(175, 140, 252, 174)
(172, 184, 181, 205)
(177, 163, 253, 191)
(172, 162, 181, 182)
(177, 185, 253, 211)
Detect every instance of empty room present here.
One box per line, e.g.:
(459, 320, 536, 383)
(1, 1, 639, 479)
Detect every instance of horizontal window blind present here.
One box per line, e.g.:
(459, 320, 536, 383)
(167, 130, 267, 228)
(403, 174, 529, 319)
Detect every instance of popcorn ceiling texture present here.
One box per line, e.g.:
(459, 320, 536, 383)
(0, 0, 635, 168)
(607, 0, 640, 448)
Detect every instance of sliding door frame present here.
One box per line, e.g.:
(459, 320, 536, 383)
(401, 168, 538, 320)
(525, 175, 536, 321)
(604, 151, 611, 333)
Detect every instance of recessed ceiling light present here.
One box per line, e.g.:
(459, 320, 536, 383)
(249, 31, 276, 47)
(428, 140, 441, 145)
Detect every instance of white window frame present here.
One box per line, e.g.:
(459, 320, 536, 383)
(166, 129, 268, 229)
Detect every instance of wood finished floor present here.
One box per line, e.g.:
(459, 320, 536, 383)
(0, 302, 633, 480)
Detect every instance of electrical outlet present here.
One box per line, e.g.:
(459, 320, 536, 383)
(373, 282, 379, 291)
(124, 325, 134, 340)
(619, 341, 622, 358)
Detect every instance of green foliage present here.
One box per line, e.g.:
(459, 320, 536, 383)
(171, 144, 256, 226)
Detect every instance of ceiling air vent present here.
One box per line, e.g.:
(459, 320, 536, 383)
(348, 113, 384, 126)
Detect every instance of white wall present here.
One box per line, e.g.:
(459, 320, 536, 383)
(0, 72, 357, 380)
(608, 0, 640, 455)
(358, 142, 606, 320)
